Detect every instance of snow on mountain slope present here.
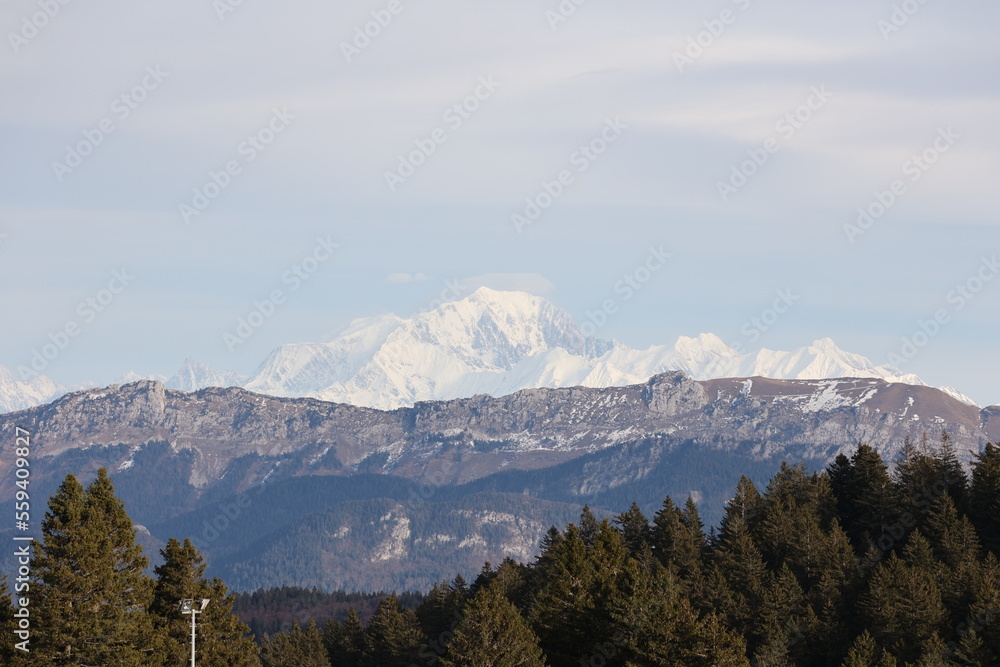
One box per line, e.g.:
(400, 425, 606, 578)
(247, 289, 615, 407)
(751, 338, 914, 384)
(245, 314, 404, 398)
(0, 366, 65, 414)
(240, 287, 965, 410)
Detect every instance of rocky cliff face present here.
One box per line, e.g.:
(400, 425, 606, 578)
(1, 373, 990, 496)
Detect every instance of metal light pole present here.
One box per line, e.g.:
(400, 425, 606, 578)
(179, 598, 211, 667)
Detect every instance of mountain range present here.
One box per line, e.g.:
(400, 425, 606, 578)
(0, 288, 979, 414)
(1, 370, 995, 592)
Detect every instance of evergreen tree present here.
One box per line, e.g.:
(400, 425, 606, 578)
(580, 505, 600, 549)
(841, 630, 897, 667)
(651, 496, 704, 588)
(895, 434, 941, 514)
(752, 564, 818, 665)
(681, 497, 708, 555)
(149, 537, 260, 666)
(959, 553, 1000, 664)
(440, 583, 545, 667)
(415, 580, 466, 663)
(322, 619, 348, 667)
(970, 442, 1000, 556)
(921, 494, 980, 571)
(452, 574, 469, 599)
(489, 558, 531, 611)
(610, 559, 748, 666)
(529, 524, 598, 667)
(896, 431, 968, 538)
(937, 430, 968, 509)
(472, 562, 494, 595)
(706, 516, 769, 648)
(860, 534, 948, 663)
(718, 476, 762, 544)
(416, 581, 448, 636)
(361, 594, 425, 667)
(829, 444, 904, 556)
(826, 452, 853, 513)
(754, 463, 833, 587)
(324, 608, 364, 667)
(531, 526, 564, 592)
(913, 634, 951, 667)
(953, 627, 993, 667)
(587, 520, 632, 657)
(30, 469, 159, 665)
(261, 620, 330, 667)
(22, 439, 1000, 667)
(0, 576, 10, 658)
(805, 518, 860, 665)
(920, 494, 982, 627)
(614, 502, 651, 555)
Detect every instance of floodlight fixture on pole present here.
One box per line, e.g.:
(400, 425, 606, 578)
(178, 598, 210, 667)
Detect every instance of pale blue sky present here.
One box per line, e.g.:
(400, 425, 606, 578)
(1, 0, 998, 405)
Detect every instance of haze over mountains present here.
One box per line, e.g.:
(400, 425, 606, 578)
(0, 287, 983, 414)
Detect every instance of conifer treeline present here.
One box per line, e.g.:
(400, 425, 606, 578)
(3, 437, 1000, 665)
(309, 437, 1000, 666)
(233, 586, 423, 640)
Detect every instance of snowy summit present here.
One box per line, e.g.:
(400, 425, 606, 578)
(240, 288, 967, 409)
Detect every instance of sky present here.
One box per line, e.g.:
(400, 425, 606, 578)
(1, 0, 998, 406)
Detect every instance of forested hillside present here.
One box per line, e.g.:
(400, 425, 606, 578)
(263, 436, 1000, 666)
(4, 436, 1000, 665)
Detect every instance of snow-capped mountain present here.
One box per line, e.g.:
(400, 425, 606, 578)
(165, 358, 246, 392)
(241, 287, 970, 409)
(0, 288, 978, 415)
(0, 366, 65, 414)
(243, 288, 614, 408)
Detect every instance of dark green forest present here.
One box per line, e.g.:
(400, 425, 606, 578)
(4, 436, 1000, 666)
